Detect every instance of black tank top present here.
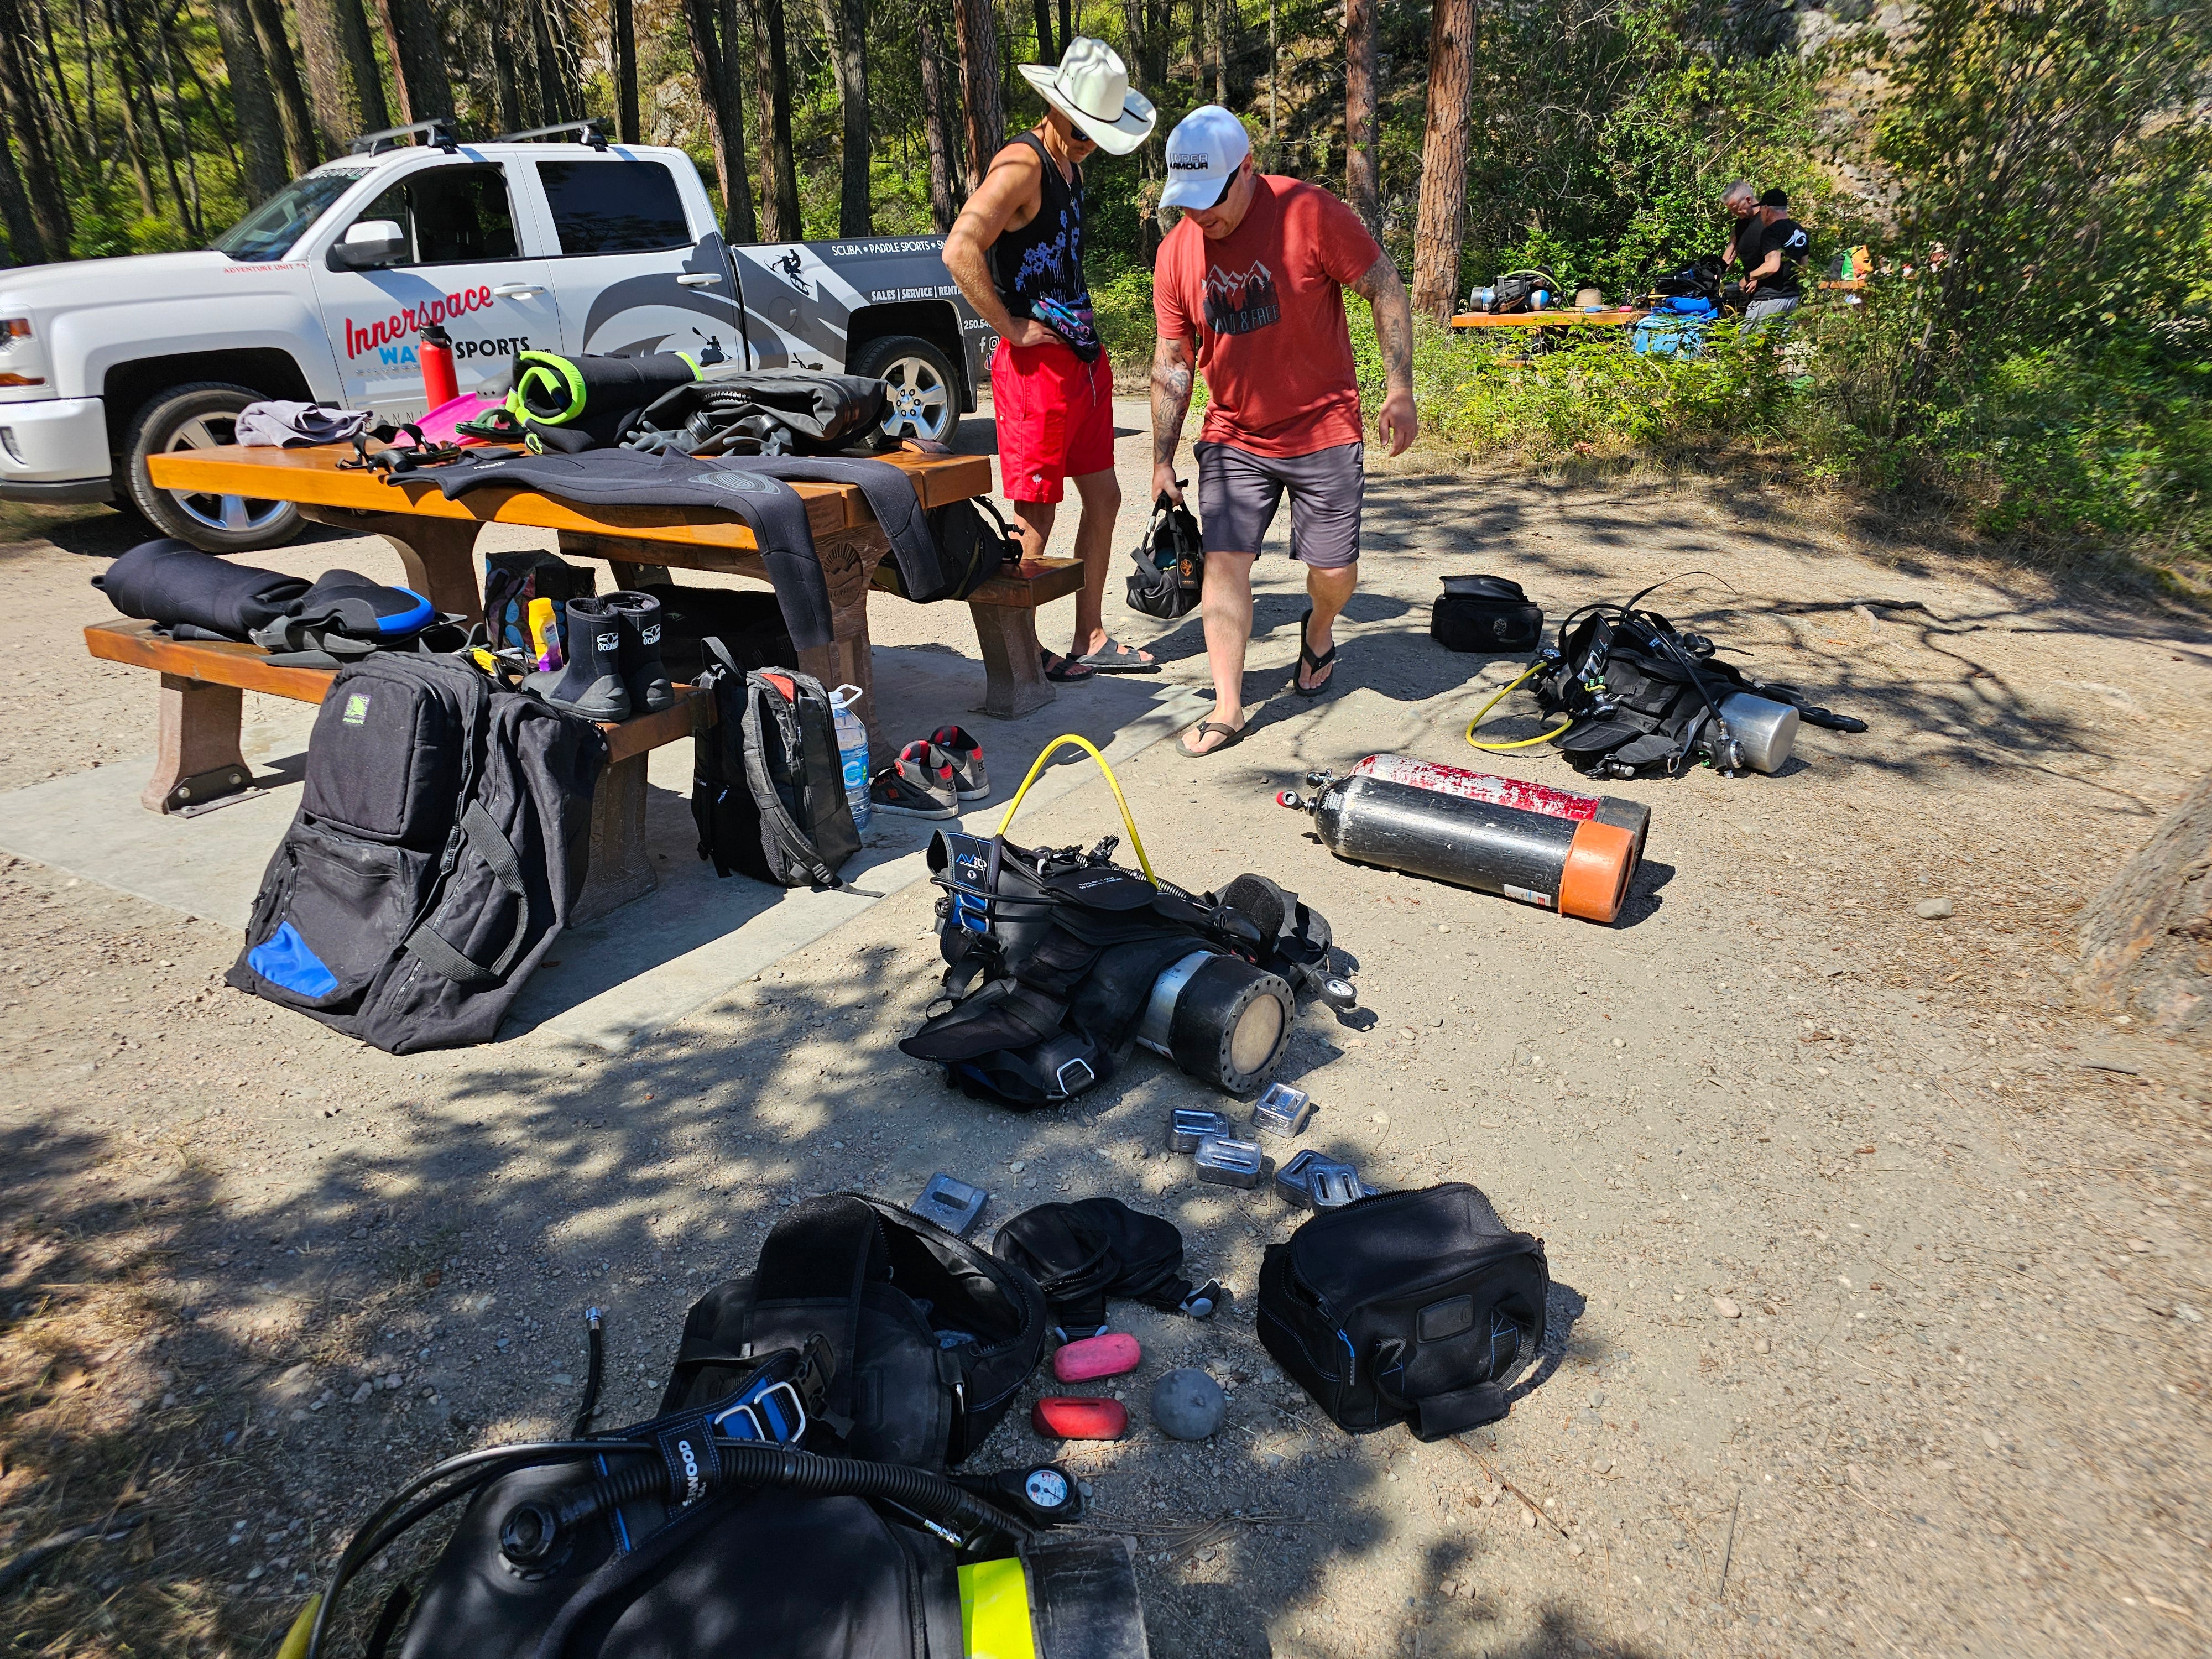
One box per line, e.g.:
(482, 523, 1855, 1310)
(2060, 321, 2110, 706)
(987, 132, 1089, 321)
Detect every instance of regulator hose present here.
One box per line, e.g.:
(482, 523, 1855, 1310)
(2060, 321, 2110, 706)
(499, 1439, 1039, 1571)
(1465, 660, 1573, 752)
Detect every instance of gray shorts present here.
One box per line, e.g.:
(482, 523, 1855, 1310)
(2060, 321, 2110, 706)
(1194, 439, 1364, 570)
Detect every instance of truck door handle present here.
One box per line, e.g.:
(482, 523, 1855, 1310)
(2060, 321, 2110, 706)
(492, 282, 546, 298)
(677, 273, 722, 288)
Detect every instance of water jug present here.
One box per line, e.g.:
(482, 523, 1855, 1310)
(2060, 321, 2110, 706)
(830, 684, 870, 832)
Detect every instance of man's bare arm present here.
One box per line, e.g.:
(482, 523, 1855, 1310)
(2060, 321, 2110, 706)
(1350, 253, 1419, 455)
(941, 147, 1051, 346)
(1150, 333, 1196, 502)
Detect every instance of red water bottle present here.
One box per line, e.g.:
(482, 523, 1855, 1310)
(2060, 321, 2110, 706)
(418, 323, 458, 408)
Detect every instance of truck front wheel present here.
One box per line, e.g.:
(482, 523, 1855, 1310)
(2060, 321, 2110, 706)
(850, 336, 960, 445)
(123, 383, 304, 554)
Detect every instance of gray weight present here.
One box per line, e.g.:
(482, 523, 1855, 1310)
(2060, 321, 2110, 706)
(1150, 1367, 1227, 1441)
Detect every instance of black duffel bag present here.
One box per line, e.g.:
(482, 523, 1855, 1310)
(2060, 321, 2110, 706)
(1258, 1183, 1549, 1439)
(1125, 492, 1203, 620)
(1432, 573, 1544, 654)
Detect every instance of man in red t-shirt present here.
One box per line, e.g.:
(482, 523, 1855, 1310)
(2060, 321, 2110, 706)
(1150, 105, 1417, 755)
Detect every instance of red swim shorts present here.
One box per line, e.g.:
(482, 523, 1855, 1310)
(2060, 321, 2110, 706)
(991, 338, 1115, 504)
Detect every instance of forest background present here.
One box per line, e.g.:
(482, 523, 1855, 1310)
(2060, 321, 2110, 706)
(0, 0, 2200, 588)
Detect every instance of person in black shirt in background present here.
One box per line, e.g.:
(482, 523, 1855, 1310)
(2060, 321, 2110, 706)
(1741, 187, 1810, 333)
(1719, 180, 1761, 279)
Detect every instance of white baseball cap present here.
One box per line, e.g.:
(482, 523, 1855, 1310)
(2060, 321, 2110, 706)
(1158, 106, 1252, 210)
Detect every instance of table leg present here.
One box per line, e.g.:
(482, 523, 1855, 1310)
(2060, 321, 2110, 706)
(144, 674, 250, 813)
(967, 601, 1056, 721)
(303, 508, 486, 623)
(573, 750, 656, 924)
(803, 528, 890, 762)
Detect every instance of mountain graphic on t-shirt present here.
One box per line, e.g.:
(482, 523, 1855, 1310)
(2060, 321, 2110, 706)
(1202, 260, 1280, 336)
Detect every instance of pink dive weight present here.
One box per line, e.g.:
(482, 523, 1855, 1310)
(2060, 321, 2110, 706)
(1053, 1332, 1142, 1383)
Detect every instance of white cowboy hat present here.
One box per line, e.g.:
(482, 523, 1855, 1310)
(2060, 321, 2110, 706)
(1017, 38, 1157, 156)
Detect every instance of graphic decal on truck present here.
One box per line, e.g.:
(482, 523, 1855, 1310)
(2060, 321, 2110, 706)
(342, 285, 497, 358)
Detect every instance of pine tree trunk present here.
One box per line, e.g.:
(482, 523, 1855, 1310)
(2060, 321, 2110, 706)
(1410, 0, 1472, 321)
(611, 0, 639, 142)
(1343, 0, 1379, 233)
(0, 111, 44, 262)
(0, 0, 69, 254)
(950, 0, 1001, 195)
(748, 0, 799, 238)
(680, 0, 744, 222)
(2075, 768, 2212, 1039)
(296, 0, 369, 152)
(373, 0, 453, 125)
(1030, 0, 1051, 61)
(915, 9, 957, 229)
(35, 4, 86, 170)
(817, 0, 869, 234)
(247, 0, 320, 170)
(530, 0, 567, 128)
(1056, 0, 1068, 59)
(154, 3, 211, 226)
(103, 0, 161, 214)
(712, 0, 755, 237)
(208, 0, 290, 199)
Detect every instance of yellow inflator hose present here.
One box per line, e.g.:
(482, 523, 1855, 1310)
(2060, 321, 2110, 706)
(996, 734, 1154, 880)
(1465, 660, 1573, 752)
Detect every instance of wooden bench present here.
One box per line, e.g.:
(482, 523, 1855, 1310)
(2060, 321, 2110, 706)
(140, 442, 1089, 764)
(85, 618, 711, 922)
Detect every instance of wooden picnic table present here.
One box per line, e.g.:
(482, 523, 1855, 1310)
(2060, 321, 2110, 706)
(143, 442, 1083, 764)
(1448, 309, 1649, 330)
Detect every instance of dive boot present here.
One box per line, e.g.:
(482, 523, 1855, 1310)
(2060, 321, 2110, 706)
(526, 597, 629, 722)
(606, 589, 675, 715)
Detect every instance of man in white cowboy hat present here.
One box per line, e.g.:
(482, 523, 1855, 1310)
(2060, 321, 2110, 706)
(1147, 105, 1418, 757)
(942, 39, 1159, 683)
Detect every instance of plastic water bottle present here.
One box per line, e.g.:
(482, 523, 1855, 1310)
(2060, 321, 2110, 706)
(830, 685, 870, 832)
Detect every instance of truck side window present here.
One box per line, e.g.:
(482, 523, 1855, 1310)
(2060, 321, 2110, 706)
(354, 166, 520, 266)
(538, 160, 691, 255)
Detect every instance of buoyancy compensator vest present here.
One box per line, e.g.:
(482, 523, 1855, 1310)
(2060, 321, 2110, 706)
(1529, 580, 1867, 780)
(899, 738, 1349, 1107)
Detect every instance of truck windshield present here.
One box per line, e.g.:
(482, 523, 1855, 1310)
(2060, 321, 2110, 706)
(213, 168, 372, 262)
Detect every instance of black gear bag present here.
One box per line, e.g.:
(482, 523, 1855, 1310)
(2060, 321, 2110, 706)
(226, 655, 605, 1052)
(992, 1197, 1224, 1337)
(691, 646, 862, 889)
(660, 1192, 1049, 1468)
(1432, 574, 1544, 654)
(1258, 1183, 1550, 1439)
(1125, 492, 1203, 620)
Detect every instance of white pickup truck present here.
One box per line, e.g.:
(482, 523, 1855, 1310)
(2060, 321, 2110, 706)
(0, 121, 994, 551)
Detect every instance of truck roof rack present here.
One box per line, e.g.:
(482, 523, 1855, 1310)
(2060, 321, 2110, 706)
(351, 119, 461, 155)
(490, 118, 610, 150)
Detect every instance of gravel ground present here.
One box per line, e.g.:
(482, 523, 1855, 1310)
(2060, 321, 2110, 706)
(4, 425, 2211, 1658)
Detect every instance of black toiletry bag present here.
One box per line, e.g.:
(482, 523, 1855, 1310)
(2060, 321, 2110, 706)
(1432, 575, 1545, 654)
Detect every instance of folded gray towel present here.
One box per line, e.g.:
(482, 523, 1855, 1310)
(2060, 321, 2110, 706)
(235, 400, 372, 447)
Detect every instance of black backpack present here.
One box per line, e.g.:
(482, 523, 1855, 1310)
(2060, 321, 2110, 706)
(661, 1192, 1050, 1468)
(924, 495, 1021, 600)
(691, 647, 862, 889)
(1431, 574, 1543, 654)
(1489, 267, 1558, 314)
(1125, 492, 1203, 620)
(226, 655, 606, 1052)
(1258, 1183, 1550, 1439)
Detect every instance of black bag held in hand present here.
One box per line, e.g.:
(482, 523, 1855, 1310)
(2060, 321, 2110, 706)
(226, 656, 604, 1052)
(1258, 1183, 1548, 1439)
(1125, 491, 1203, 620)
(993, 1197, 1224, 1338)
(661, 1192, 1049, 1468)
(691, 644, 861, 889)
(1432, 574, 1544, 654)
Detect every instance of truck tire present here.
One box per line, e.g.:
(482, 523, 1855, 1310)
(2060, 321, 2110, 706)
(123, 382, 304, 554)
(850, 335, 961, 445)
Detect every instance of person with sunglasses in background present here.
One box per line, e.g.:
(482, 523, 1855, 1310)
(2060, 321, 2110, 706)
(943, 39, 1160, 682)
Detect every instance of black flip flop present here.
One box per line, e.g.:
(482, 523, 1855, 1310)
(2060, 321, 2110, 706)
(1077, 638, 1161, 674)
(1292, 607, 1337, 697)
(1181, 718, 1246, 757)
(1041, 649, 1094, 683)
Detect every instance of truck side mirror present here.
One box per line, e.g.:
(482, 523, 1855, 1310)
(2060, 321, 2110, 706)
(331, 219, 407, 270)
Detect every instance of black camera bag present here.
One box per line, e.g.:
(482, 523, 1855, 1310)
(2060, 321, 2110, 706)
(1431, 574, 1544, 654)
(660, 1192, 1048, 1468)
(1258, 1183, 1548, 1439)
(1125, 492, 1203, 620)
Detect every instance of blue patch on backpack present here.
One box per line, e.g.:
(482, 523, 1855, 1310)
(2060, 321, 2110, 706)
(248, 921, 340, 998)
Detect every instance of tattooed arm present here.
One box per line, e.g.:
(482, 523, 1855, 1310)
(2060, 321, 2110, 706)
(1150, 332, 1197, 505)
(1351, 253, 1420, 456)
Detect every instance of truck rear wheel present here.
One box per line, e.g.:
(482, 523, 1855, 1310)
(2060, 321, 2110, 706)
(123, 383, 304, 554)
(850, 336, 960, 445)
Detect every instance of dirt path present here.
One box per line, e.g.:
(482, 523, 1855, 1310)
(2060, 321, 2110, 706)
(4, 444, 2210, 1658)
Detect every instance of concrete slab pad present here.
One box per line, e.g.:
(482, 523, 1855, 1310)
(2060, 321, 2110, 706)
(0, 643, 1205, 1050)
